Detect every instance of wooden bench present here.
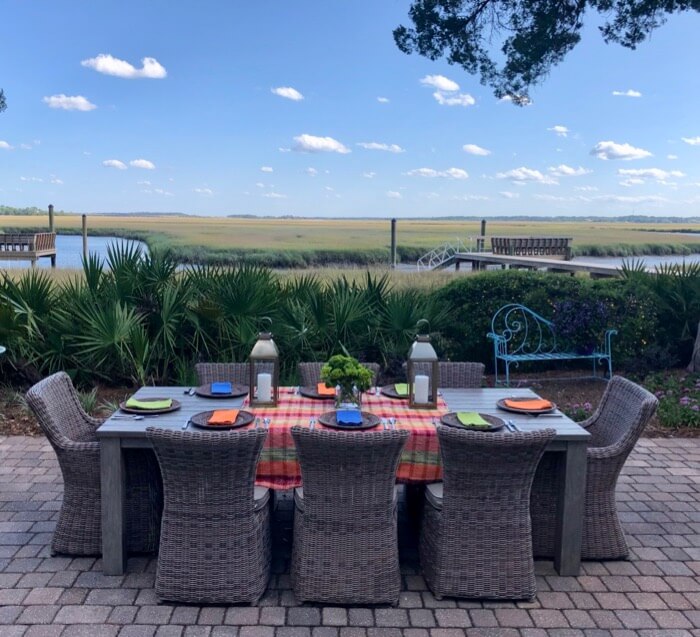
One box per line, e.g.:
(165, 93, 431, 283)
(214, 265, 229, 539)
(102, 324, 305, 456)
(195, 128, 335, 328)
(487, 303, 616, 386)
(0, 232, 56, 267)
(491, 236, 573, 260)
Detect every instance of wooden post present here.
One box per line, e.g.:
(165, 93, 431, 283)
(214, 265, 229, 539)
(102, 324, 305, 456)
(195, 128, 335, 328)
(478, 219, 486, 253)
(48, 204, 54, 233)
(82, 215, 88, 259)
(390, 218, 397, 269)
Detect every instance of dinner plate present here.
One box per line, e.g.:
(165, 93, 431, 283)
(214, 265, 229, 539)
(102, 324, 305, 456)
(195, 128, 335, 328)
(440, 412, 505, 432)
(496, 397, 556, 415)
(317, 410, 381, 430)
(380, 384, 409, 400)
(194, 383, 249, 399)
(119, 398, 181, 415)
(189, 409, 255, 430)
(299, 386, 336, 400)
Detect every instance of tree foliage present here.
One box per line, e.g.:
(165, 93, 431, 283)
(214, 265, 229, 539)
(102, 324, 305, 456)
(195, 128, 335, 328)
(0, 89, 6, 113)
(394, 0, 700, 104)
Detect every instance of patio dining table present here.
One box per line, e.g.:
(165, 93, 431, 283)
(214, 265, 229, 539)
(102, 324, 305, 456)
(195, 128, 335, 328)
(97, 386, 589, 577)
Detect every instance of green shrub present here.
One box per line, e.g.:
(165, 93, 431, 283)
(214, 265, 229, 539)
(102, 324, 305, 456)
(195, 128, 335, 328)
(643, 372, 700, 428)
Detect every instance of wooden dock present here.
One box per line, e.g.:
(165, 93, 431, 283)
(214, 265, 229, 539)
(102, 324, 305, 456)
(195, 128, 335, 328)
(0, 233, 57, 267)
(440, 251, 626, 278)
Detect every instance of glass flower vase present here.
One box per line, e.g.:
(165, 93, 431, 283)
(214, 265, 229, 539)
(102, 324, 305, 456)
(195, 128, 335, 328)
(335, 384, 362, 411)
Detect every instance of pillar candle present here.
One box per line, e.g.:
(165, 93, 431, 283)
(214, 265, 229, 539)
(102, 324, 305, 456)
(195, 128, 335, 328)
(414, 374, 429, 404)
(257, 373, 272, 402)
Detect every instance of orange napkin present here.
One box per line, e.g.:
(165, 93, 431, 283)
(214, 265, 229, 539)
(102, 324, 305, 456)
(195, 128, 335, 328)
(207, 409, 240, 425)
(316, 383, 336, 396)
(504, 398, 552, 411)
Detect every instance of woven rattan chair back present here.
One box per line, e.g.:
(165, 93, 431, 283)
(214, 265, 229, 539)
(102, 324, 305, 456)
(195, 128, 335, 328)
(195, 362, 250, 386)
(420, 426, 555, 600)
(290, 426, 409, 605)
(404, 361, 485, 388)
(297, 361, 380, 387)
(146, 427, 270, 604)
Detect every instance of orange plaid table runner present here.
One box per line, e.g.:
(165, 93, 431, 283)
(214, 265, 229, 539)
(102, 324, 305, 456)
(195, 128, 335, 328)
(249, 388, 447, 490)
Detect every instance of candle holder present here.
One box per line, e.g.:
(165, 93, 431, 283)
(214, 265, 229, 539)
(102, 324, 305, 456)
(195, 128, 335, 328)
(248, 318, 279, 407)
(407, 319, 439, 409)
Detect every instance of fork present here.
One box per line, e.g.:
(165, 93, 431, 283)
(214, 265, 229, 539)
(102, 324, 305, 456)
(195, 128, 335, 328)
(381, 418, 387, 430)
(264, 417, 271, 429)
(390, 417, 396, 430)
(309, 417, 316, 431)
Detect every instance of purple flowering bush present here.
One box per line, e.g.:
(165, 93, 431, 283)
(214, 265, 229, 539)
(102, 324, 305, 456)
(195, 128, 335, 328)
(644, 373, 700, 429)
(552, 298, 609, 355)
(562, 401, 595, 422)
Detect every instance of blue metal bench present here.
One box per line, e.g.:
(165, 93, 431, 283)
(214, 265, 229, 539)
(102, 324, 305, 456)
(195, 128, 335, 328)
(487, 303, 617, 386)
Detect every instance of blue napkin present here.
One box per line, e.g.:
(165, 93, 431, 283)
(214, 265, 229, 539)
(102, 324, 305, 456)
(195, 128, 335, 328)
(336, 409, 363, 426)
(210, 382, 232, 395)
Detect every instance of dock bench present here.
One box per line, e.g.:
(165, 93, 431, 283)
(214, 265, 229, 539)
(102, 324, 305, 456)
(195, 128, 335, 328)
(491, 236, 573, 260)
(487, 303, 616, 386)
(0, 232, 56, 267)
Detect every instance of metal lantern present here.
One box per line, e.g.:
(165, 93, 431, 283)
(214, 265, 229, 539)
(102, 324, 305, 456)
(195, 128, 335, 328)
(248, 318, 280, 407)
(407, 320, 439, 409)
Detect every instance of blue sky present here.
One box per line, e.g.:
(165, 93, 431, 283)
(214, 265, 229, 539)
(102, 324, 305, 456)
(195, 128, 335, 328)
(1, 1, 700, 218)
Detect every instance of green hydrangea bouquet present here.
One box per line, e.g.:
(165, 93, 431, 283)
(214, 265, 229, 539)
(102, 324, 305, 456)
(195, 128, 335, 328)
(320, 354, 373, 408)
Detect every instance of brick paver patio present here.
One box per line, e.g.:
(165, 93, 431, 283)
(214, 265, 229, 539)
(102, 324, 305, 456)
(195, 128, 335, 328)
(1, 435, 699, 637)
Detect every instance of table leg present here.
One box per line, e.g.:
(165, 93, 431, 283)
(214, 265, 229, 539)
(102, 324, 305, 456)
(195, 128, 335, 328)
(554, 441, 587, 576)
(100, 438, 126, 575)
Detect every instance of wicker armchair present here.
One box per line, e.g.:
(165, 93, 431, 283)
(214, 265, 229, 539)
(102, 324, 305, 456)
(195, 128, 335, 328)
(195, 362, 249, 386)
(403, 361, 485, 388)
(290, 426, 409, 605)
(531, 375, 658, 560)
(26, 372, 161, 556)
(420, 426, 556, 600)
(146, 427, 271, 604)
(297, 361, 381, 387)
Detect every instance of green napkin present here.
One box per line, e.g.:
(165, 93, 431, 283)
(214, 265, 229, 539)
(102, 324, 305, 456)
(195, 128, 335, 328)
(456, 412, 490, 427)
(125, 397, 172, 410)
(394, 383, 408, 396)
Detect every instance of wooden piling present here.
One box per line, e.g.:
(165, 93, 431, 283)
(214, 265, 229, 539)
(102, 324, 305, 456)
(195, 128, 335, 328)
(390, 218, 397, 269)
(48, 204, 54, 233)
(82, 215, 88, 259)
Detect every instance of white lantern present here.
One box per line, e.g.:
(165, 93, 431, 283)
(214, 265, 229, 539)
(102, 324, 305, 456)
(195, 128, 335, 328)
(248, 319, 280, 407)
(407, 320, 439, 409)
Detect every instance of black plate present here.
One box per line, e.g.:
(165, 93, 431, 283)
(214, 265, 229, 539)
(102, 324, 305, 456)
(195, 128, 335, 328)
(119, 398, 181, 415)
(194, 383, 249, 399)
(189, 409, 255, 430)
(380, 384, 409, 400)
(317, 411, 381, 430)
(440, 412, 505, 432)
(496, 397, 556, 415)
(299, 385, 336, 400)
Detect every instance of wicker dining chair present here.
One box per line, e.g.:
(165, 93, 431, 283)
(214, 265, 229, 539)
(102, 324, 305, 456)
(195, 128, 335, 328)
(297, 361, 381, 387)
(25, 372, 162, 556)
(290, 426, 409, 605)
(530, 375, 658, 560)
(146, 427, 271, 604)
(405, 361, 485, 388)
(420, 426, 556, 600)
(195, 362, 250, 386)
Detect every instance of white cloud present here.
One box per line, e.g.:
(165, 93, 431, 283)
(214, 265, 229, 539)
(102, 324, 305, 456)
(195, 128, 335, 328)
(153, 188, 173, 196)
(20, 176, 43, 182)
(499, 94, 532, 106)
(377, 97, 390, 103)
(452, 194, 489, 201)
(102, 159, 127, 170)
(548, 125, 569, 137)
(591, 141, 652, 161)
(420, 74, 459, 92)
(50, 177, 63, 185)
(278, 147, 291, 153)
(432, 91, 475, 107)
(43, 94, 96, 111)
(594, 194, 668, 204)
(137, 180, 151, 186)
(362, 172, 376, 179)
(667, 154, 679, 160)
(500, 191, 520, 199)
(386, 191, 402, 199)
(548, 164, 591, 177)
(618, 168, 685, 182)
(0, 141, 13, 150)
(462, 144, 491, 156)
(496, 167, 557, 185)
(293, 134, 350, 154)
(305, 167, 318, 177)
(81, 54, 167, 79)
(405, 167, 468, 179)
(271, 86, 304, 101)
(534, 194, 574, 201)
(130, 159, 155, 170)
(194, 187, 213, 196)
(612, 89, 642, 98)
(255, 182, 266, 188)
(682, 137, 700, 146)
(263, 192, 287, 199)
(260, 166, 274, 173)
(620, 178, 645, 187)
(574, 186, 599, 192)
(357, 142, 404, 153)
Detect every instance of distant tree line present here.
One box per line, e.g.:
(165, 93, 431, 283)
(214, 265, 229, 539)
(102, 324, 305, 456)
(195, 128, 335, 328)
(0, 206, 46, 216)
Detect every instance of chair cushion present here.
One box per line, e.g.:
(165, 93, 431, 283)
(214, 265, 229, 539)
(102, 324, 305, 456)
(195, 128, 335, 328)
(425, 482, 443, 510)
(294, 485, 400, 512)
(254, 486, 270, 512)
